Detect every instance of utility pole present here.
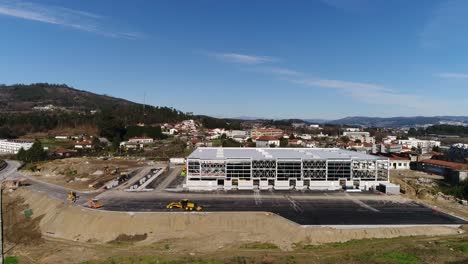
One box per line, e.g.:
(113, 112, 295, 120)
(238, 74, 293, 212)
(0, 187, 3, 264)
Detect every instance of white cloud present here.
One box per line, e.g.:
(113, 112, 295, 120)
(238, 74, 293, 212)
(0, 0, 142, 39)
(436, 72, 468, 79)
(290, 77, 441, 111)
(210, 52, 276, 64)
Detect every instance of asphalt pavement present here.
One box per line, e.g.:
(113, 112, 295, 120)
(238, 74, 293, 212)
(97, 191, 467, 225)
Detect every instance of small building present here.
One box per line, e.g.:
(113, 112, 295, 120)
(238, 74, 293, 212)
(74, 140, 92, 149)
(53, 147, 76, 157)
(389, 156, 411, 170)
(418, 159, 468, 184)
(129, 137, 154, 144)
(255, 136, 280, 148)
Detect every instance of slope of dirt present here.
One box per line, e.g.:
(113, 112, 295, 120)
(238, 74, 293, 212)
(9, 188, 465, 252)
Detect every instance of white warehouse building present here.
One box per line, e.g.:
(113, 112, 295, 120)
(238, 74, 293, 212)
(185, 147, 389, 191)
(0, 139, 33, 154)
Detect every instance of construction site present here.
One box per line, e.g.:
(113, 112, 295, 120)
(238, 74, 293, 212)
(1, 151, 468, 263)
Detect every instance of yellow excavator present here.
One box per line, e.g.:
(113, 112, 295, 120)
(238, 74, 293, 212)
(166, 199, 202, 211)
(67, 191, 78, 203)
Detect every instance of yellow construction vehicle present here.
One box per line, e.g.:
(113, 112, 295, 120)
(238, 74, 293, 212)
(166, 199, 202, 211)
(87, 198, 103, 209)
(67, 191, 78, 203)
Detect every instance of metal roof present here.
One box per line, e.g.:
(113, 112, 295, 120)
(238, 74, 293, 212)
(188, 147, 388, 161)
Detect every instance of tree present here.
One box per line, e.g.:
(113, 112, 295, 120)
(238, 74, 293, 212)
(340, 136, 350, 143)
(355, 139, 362, 143)
(280, 138, 288, 147)
(17, 141, 47, 163)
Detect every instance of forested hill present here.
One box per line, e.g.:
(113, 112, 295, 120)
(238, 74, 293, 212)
(1, 83, 155, 112)
(0, 83, 188, 138)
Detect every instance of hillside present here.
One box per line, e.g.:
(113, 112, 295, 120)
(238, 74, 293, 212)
(0, 83, 138, 112)
(0, 83, 188, 138)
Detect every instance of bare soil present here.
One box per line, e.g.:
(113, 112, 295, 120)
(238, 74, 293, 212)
(21, 157, 148, 191)
(390, 170, 468, 220)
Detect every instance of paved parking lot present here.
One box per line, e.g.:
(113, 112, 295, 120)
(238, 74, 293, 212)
(98, 191, 467, 225)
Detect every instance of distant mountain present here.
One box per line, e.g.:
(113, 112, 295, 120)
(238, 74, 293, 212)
(326, 116, 468, 128)
(302, 119, 330, 124)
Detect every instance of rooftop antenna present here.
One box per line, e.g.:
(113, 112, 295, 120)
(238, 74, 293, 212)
(143, 92, 146, 116)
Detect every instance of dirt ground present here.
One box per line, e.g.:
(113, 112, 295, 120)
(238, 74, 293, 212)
(21, 157, 149, 191)
(390, 170, 468, 220)
(3, 189, 468, 264)
(3, 188, 467, 263)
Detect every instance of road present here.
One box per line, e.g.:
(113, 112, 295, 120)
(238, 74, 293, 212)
(1, 159, 467, 225)
(0, 160, 98, 204)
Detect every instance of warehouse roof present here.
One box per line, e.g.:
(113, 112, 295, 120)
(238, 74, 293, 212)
(188, 147, 388, 161)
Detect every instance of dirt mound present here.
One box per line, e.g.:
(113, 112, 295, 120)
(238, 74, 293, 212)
(2, 191, 43, 247)
(11, 188, 464, 251)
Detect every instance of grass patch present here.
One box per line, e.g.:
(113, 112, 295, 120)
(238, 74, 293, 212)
(81, 256, 225, 264)
(240, 242, 278, 250)
(329, 239, 364, 248)
(5, 256, 19, 264)
(372, 251, 420, 264)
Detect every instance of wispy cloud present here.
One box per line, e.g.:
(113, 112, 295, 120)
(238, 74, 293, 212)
(436, 72, 468, 79)
(291, 77, 438, 110)
(210, 52, 277, 64)
(421, 0, 468, 48)
(0, 0, 142, 39)
(208, 51, 444, 112)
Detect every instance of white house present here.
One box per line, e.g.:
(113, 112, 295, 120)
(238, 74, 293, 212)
(129, 137, 154, 144)
(255, 136, 280, 148)
(74, 140, 93, 149)
(397, 138, 440, 150)
(343, 131, 375, 144)
(389, 156, 411, 170)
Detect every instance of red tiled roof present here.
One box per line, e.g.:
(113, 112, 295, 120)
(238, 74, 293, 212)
(257, 136, 279, 141)
(54, 147, 74, 154)
(75, 140, 91, 145)
(420, 159, 468, 171)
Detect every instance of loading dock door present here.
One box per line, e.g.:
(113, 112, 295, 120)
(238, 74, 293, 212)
(217, 179, 224, 186)
(253, 179, 260, 186)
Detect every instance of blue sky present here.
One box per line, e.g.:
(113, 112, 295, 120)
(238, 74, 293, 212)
(0, 0, 467, 119)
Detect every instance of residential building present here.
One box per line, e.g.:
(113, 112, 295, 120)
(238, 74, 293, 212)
(185, 147, 390, 191)
(250, 128, 283, 137)
(397, 138, 440, 150)
(255, 136, 280, 148)
(128, 137, 154, 144)
(74, 140, 92, 149)
(342, 131, 375, 144)
(0, 139, 33, 154)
